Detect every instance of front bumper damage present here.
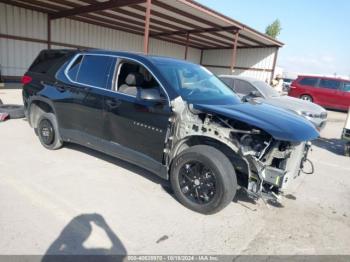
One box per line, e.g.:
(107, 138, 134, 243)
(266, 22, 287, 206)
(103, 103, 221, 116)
(167, 98, 313, 201)
(244, 141, 312, 200)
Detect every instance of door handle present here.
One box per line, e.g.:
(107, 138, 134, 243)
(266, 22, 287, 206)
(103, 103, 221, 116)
(106, 99, 120, 109)
(56, 84, 68, 92)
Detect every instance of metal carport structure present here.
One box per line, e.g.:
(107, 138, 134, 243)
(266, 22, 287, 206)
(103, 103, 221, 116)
(0, 0, 283, 82)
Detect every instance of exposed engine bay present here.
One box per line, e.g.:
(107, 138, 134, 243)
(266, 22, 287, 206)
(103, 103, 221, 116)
(165, 97, 312, 200)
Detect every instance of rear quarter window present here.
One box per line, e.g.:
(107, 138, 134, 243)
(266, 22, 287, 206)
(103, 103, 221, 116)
(29, 50, 72, 75)
(67, 55, 83, 81)
(67, 55, 115, 89)
(298, 77, 319, 87)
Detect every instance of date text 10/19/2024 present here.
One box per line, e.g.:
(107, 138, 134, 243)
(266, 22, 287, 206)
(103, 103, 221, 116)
(127, 255, 219, 261)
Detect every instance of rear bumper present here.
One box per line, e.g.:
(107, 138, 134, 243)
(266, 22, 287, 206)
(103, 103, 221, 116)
(22, 90, 29, 119)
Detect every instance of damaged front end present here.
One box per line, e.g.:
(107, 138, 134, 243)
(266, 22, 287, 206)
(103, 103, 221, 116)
(166, 97, 317, 201)
(240, 136, 312, 200)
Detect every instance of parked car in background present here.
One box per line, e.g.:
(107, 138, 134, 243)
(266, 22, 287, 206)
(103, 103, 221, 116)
(282, 77, 295, 92)
(219, 75, 327, 130)
(289, 75, 350, 111)
(22, 49, 319, 214)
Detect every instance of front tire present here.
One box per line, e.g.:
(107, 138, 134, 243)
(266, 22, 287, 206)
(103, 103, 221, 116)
(37, 113, 63, 150)
(170, 145, 237, 214)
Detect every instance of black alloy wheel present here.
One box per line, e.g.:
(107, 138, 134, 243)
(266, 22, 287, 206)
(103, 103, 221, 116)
(39, 118, 55, 146)
(170, 145, 237, 214)
(36, 112, 63, 150)
(179, 161, 217, 204)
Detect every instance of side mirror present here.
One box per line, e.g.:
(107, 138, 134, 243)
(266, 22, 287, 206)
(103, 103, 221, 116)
(242, 90, 262, 102)
(137, 88, 164, 103)
(249, 90, 262, 97)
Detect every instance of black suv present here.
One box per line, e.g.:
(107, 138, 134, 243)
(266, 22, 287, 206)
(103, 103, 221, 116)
(23, 49, 318, 214)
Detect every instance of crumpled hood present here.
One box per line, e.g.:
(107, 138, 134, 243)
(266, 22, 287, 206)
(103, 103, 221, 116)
(193, 102, 319, 142)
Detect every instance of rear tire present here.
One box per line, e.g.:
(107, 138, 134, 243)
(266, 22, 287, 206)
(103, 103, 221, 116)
(37, 113, 63, 150)
(170, 145, 237, 214)
(300, 95, 313, 102)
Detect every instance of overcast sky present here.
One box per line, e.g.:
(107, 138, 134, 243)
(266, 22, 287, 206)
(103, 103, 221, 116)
(197, 0, 350, 77)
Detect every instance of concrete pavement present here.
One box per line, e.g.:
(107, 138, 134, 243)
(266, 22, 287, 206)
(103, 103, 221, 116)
(0, 88, 350, 255)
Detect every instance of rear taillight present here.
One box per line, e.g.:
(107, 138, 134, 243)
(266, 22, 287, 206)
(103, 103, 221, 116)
(290, 79, 300, 88)
(21, 75, 32, 85)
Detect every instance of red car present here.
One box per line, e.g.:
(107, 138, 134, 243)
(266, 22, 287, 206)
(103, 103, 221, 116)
(289, 76, 350, 111)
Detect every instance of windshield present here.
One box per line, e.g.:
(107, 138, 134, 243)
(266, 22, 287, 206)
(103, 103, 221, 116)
(253, 80, 280, 98)
(154, 60, 240, 105)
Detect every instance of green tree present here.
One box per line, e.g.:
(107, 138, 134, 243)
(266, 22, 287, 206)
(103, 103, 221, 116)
(265, 19, 282, 39)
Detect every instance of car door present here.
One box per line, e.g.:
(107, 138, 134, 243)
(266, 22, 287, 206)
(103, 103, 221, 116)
(103, 58, 172, 168)
(317, 78, 342, 108)
(337, 81, 350, 110)
(295, 77, 319, 102)
(56, 54, 115, 141)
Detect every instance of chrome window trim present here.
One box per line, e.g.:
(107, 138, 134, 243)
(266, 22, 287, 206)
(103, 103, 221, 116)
(114, 59, 123, 92)
(64, 53, 171, 106)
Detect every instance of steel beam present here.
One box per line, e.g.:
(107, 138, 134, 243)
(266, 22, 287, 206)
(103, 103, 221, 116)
(151, 26, 237, 37)
(270, 47, 279, 84)
(143, 0, 151, 54)
(230, 31, 240, 74)
(184, 32, 190, 60)
(50, 0, 145, 20)
(47, 16, 51, 49)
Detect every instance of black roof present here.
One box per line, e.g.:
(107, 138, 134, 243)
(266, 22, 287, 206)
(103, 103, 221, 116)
(40, 48, 199, 99)
(82, 49, 197, 65)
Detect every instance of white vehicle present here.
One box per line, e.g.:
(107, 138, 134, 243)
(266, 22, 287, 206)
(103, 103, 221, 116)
(219, 75, 327, 131)
(342, 108, 350, 156)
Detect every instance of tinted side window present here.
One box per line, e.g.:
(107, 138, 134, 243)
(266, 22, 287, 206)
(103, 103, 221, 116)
(298, 77, 319, 86)
(76, 55, 114, 88)
(220, 77, 233, 88)
(67, 55, 83, 81)
(319, 79, 341, 90)
(29, 50, 71, 75)
(234, 80, 256, 95)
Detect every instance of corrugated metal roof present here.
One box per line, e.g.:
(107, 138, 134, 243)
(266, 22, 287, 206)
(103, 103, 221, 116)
(0, 0, 284, 49)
